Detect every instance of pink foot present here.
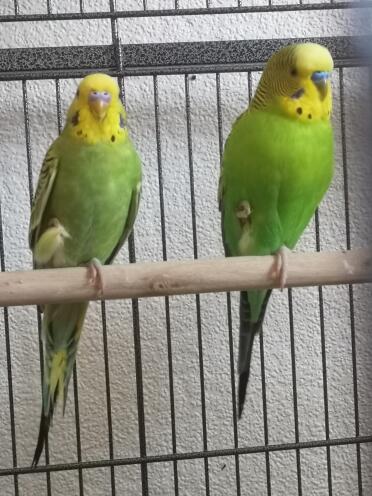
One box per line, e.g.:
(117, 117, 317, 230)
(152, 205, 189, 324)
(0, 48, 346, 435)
(87, 258, 105, 296)
(270, 246, 290, 291)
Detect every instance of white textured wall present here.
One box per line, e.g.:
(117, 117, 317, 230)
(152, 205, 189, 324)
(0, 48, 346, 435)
(1, 1, 372, 495)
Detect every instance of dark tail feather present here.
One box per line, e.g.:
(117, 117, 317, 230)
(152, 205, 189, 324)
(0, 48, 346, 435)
(32, 412, 51, 467)
(238, 290, 272, 418)
(31, 302, 88, 468)
(32, 388, 57, 468)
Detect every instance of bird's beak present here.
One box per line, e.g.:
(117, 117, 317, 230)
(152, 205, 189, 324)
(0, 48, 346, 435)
(88, 91, 111, 121)
(311, 71, 330, 100)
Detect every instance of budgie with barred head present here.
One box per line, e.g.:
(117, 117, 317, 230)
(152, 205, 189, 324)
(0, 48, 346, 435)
(29, 73, 141, 466)
(219, 43, 334, 417)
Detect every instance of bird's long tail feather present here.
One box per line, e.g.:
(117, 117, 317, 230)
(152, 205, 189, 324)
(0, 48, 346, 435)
(238, 290, 272, 418)
(32, 302, 88, 467)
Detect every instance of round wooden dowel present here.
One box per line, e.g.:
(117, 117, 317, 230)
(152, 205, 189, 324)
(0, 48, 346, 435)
(0, 248, 371, 307)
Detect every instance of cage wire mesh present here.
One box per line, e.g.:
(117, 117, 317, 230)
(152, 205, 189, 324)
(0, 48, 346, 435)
(1, 1, 372, 495)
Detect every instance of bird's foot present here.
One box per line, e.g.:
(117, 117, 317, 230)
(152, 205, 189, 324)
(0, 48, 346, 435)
(270, 246, 290, 291)
(87, 258, 105, 297)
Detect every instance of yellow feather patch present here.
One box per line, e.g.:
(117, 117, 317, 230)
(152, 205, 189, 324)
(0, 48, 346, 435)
(293, 43, 334, 76)
(278, 77, 332, 122)
(250, 42, 333, 122)
(65, 73, 128, 145)
(34, 220, 70, 266)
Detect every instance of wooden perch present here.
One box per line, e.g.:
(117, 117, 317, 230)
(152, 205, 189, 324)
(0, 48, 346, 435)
(0, 249, 371, 307)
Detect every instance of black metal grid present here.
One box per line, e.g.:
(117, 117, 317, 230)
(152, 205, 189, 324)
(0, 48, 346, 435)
(0, 4, 371, 495)
(0, 1, 368, 23)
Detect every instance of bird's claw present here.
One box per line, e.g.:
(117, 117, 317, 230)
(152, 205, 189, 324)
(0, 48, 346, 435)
(270, 246, 290, 291)
(87, 258, 105, 297)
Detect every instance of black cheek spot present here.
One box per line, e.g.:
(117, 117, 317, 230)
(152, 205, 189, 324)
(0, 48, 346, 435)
(296, 107, 303, 115)
(76, 89, 80, 98)
(71, 111, 79, 126)
(111, 135, 116, 142)
(290, 68, 297, 77)
(308, 114, 312, 119)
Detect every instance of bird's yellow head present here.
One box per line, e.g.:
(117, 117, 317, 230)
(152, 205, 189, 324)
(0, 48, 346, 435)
(65, 73, 127, 144)
(251, 43, 334, 122)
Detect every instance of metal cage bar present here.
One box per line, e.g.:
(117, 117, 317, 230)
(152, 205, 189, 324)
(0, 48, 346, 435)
(184, 73, 211, 495)
(0, 36, 367, 82)
(153, 73, 179, 495)
(1, 434, 372, 476)
(0, 2, 366, 23)
(215, 71, 241, 496)
(0, 202, 19, 495)
(21, 79, 53, 493)
(54, 78, 85, 496)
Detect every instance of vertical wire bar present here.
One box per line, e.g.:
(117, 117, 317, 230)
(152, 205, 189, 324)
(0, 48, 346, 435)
(22, 81, 34, 207)
(174, 0, 179, 8)
(215, 72, 241, 496)
(259, 331, 271, 496)
(314, 209, 332, 495)
(237, 0, 242, 7)
(13, 0, 19, 15)
(143, 0, 147, 11)
(79, 0, 84, 14)
(247, 71, 271, 496)
(102, 2, 120, 494)
(288, 289, 302, 495)
(46, 0, 52, 14)
(121, 85, 149, 496)
(339, 67, 362, 494)
(0, 202, 19, 496)
(127, 230, 148, 496)
(153, 75, 179, 495)
(206, 0, 210, 8)
(184, 74, 210, 496)
(109, 0, 119, 40)
(100, 302, 116, 496)
(112, 18, 148, 494)
(22, 80, 52, 495)
(55, 79, 84, 496)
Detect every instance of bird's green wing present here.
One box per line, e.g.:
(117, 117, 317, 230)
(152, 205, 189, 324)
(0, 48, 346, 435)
(105, 179, 142, 265)
(218, 169, 232, 258)
(29, 143, 59, 251)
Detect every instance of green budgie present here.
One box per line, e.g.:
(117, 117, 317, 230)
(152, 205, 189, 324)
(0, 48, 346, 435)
(219, 43, 334, 418)
(29, 73, 142, 466)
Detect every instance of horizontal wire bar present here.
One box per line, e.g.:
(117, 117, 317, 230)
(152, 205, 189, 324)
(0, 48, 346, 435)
(0, 249, 371, 307)
(0, 36, 367, 82)
(0, 2, 366, 23)
(1, 57, 365, 81)
(1, 434, 372, 477)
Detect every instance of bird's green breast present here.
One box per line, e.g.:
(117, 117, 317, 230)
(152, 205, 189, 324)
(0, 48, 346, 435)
(222, 110, 333, 256)
(45, 136, 141, 265)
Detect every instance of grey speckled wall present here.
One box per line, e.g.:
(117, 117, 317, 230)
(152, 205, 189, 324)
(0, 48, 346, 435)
(1, 1, 372, 495)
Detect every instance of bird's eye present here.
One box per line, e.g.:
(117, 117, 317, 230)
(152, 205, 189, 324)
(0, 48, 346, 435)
(92, 90, 98, 96)
(290, 68, 297, 77)
(103, 91, 109, 97)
